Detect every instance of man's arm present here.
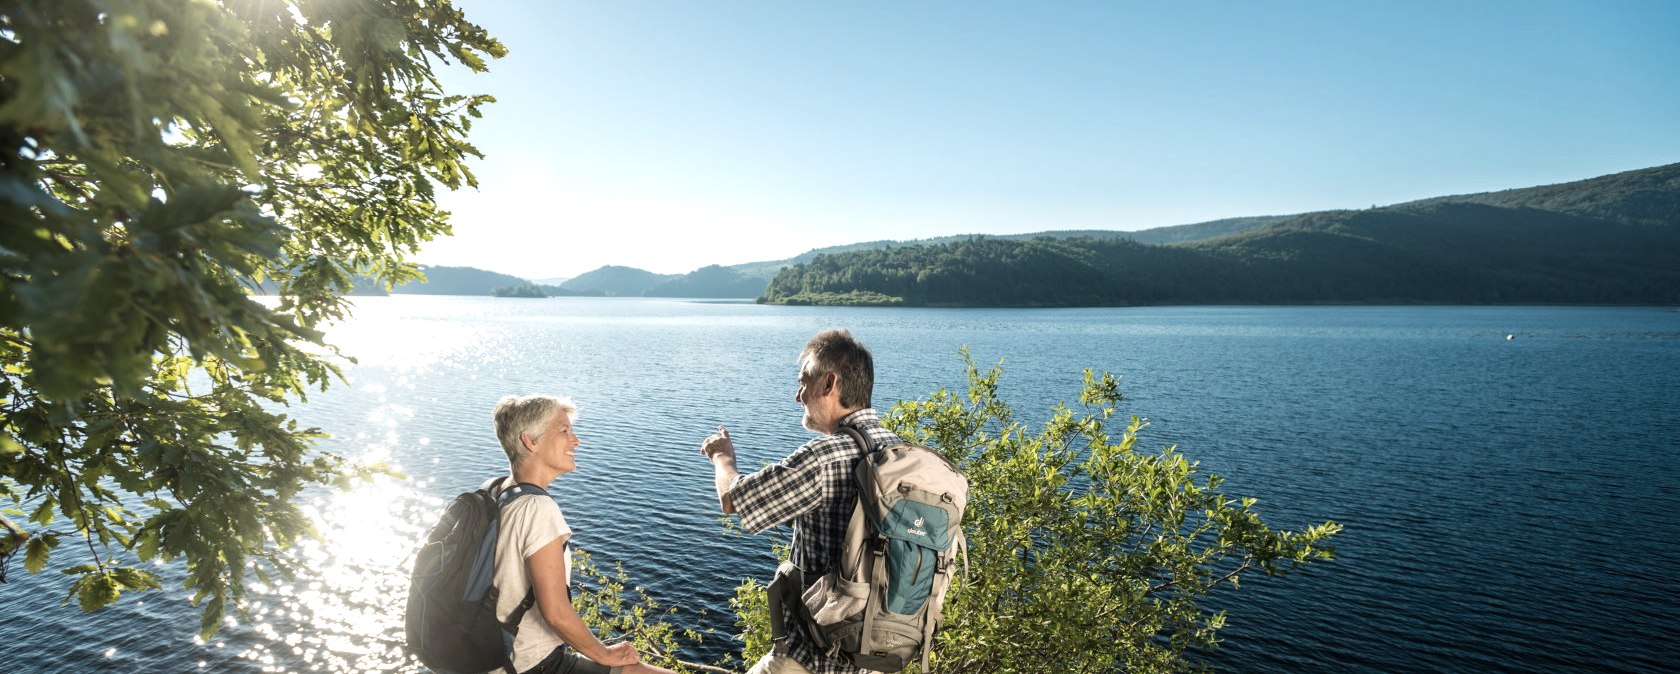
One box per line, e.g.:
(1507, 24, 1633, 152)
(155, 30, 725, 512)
(702, 426, 826, 534)
(701, 426, 739, 513)
(527, 535, 639, 667)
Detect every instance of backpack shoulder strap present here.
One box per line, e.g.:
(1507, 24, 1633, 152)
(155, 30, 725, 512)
(840, 425, 885, 516)
(838, 424, 873, 454)
(503, 589, 538, 633)
(489, 478, 551, 673)
(498, 482, 549, 506)
(484, 476, 550, 508)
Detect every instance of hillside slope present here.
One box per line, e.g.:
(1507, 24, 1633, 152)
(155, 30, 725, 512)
(762, 164, 1680, 307)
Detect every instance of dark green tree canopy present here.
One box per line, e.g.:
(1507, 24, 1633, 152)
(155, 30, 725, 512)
(0, 0, 501, 635)
(762, 164, 1680, 307)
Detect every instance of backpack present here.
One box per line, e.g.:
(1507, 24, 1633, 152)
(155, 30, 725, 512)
(770, 425, 969, 673)
(406, 476, 549, 674)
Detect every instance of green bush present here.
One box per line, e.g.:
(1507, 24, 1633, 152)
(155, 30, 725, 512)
(728, 351, 1341, 673)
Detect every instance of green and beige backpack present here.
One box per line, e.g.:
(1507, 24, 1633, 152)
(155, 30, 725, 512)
(770, 425, 969, 672)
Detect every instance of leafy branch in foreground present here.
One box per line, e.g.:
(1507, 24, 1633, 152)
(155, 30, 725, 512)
(729, 351, 1341, 673)
(1, 0, 501, 636)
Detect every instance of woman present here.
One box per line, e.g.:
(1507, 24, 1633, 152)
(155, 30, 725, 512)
(490, 394, 677, 674)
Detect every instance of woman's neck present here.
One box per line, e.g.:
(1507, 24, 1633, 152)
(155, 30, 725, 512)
(510, 464, 556, 490)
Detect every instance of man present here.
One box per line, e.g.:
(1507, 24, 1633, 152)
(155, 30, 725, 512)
(491, 395, 676, 674)
(699, 329, 900, 674)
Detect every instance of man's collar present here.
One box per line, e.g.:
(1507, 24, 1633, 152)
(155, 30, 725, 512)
(838, 408, 879, 426)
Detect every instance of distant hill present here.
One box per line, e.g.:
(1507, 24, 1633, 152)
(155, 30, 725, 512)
(1400, 163, 1680, 225)
(392, 265, 530, 295)
(561, 265, 678, 296)
(1117, 215, 1298, 245)
(762, 163, 1680, 307)
(643, 265, 765, 298)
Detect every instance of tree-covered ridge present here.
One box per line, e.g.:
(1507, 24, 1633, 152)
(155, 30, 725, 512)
(763, 164, 1680, 307)
(724, 216, 1293, 285)
(1401, 162, 1680, 225)
(763, 237, 1222, 307)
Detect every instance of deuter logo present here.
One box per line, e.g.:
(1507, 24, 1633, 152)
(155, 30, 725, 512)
(906, 516, 927, 536)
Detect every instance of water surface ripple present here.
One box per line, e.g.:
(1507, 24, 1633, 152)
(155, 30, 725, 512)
(4, 299, 1677, 673)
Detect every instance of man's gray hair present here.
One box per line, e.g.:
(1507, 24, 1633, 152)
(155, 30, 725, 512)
(493, 394, 577, 468)
(801, 328, 874, 409)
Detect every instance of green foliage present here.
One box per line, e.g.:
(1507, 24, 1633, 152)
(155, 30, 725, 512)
(763, 164, 1680, 307)
(718, 511, 791, 671)
(570, 548, 710, 673)
(727, 351, 1340, 672)
(766, 290, 905, 306)
(0, 0, 501, 636)
(728, 576, 774, 667)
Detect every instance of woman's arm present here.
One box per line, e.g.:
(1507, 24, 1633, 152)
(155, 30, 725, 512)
(526, 535, 639, 667)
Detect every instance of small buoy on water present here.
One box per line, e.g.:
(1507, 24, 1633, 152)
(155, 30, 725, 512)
(1506, 334, 1514, 340)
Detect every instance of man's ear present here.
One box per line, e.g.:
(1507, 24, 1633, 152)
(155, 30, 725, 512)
(520, 432, 536, 452)
(823, 372, 837, 395)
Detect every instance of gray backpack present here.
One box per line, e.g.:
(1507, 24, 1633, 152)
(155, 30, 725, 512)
(769, 425, 969, 672)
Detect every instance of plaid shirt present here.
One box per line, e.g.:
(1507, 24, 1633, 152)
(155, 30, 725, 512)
(728, 408, 899, 674)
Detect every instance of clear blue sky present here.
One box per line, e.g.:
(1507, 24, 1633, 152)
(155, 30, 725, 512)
(419, 0, 1680, 280)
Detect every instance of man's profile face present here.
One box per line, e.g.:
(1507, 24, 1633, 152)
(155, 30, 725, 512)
(795, 356, 831, 433)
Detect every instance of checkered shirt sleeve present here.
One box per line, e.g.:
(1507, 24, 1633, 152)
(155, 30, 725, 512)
(729, 443, 826, 535)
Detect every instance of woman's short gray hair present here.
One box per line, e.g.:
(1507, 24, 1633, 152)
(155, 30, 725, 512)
(492, 394, 578, 468)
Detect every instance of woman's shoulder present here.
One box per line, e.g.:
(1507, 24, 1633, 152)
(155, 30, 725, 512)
(502, 491, 571, 540)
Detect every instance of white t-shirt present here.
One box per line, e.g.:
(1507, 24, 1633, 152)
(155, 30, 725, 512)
(493, 491, 573, 673)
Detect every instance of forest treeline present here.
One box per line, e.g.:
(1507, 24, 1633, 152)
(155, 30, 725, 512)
(763, 163, 1680, 306)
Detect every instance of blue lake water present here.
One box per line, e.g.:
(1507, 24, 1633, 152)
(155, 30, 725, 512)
(5, 299, 1679, 673)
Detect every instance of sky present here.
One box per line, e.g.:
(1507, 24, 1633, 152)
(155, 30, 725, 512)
(418, 0, 1680, 281)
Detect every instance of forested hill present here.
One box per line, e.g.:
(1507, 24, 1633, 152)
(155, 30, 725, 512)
(388, 265, 529, 295)
(725, 215, 1294, 282)
(762, 163, 1680, 307)
(1400, 163, 1680, 224)
(559, 265, 677, 296)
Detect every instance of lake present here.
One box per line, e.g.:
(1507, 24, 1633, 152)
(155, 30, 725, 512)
(5, 298, 1678, 673)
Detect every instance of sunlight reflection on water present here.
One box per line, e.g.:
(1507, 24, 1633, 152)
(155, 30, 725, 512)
(238, 471, 439, 673)
(232, 304, 492, 670)
(228, 390, 448, 673)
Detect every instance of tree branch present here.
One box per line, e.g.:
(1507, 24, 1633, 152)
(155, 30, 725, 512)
(0, 332, 32, 350)
(1147, 557, 1253, 595)
(640, 642, 738, 674)
(0, 513, 22, 539)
